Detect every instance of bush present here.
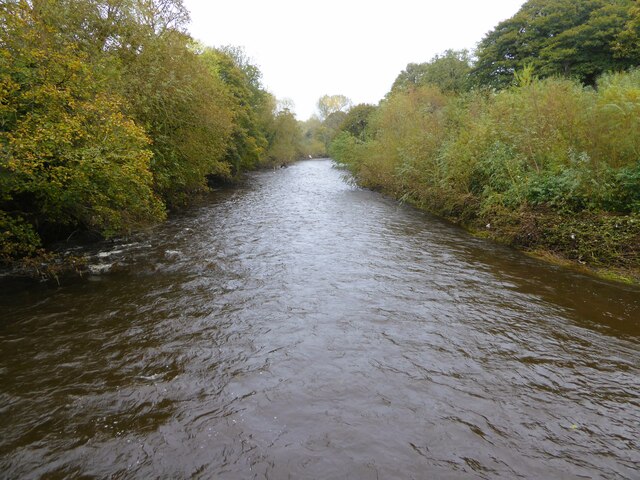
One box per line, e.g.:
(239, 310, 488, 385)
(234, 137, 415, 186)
(0, 212, 40, 260)
(329, 71, 640, 273)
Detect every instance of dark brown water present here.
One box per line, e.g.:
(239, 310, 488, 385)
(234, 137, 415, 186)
(1, 159, 639, 479)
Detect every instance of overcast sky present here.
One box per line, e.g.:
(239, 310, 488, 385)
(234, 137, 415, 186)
(182, 0, 526, 120)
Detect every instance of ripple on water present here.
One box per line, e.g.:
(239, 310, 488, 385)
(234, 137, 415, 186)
(1, 159, 639, 478)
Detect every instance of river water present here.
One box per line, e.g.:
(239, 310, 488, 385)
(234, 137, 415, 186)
(1, 159, 639, 479)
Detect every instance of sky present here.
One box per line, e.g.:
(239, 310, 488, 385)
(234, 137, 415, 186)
(182, 0, 526, 120)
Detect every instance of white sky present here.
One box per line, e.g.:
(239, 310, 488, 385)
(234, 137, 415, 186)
(182, 0, 526, 120)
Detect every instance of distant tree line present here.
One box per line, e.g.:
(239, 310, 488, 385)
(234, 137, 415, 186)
(1, 0, 303, 260)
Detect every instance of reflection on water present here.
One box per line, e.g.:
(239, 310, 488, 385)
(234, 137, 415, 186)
(1, 159, 639, 478)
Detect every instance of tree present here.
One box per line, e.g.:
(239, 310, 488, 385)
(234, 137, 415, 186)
(118, 33, 234, 205)
(298, 116, 326, 157)
(1, 0, 164, 254)
(17, 0, 237, 206)
(0, 0, 306, 260)
(391, 50, 472, 93)
(276, 97, 295, 113)
(316, 94, 352, 120)
(267, 110, 302, 165)
(472, 0, 638, 89)
(338, 104, 377, 140)
(200, 47, 271, 176)
(318, 111, 347, 151)
(614, 1, 640, 59)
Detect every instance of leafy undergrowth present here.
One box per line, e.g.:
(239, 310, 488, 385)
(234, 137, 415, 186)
(330, 70, 640, 285)
(1, 250, 88, 284)
(447, 202, 640, 284)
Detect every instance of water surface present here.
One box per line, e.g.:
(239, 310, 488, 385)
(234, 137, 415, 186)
(1, 159, 639, 479)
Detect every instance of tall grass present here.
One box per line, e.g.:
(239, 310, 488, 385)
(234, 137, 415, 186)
(332, 70, 640, 273)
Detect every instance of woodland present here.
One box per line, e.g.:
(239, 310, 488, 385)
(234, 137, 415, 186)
(2, 0, 639, 280)
(329, 0, 640, 280)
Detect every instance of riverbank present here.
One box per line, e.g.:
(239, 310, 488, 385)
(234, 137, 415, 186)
(1, 3, 308, 270)
(329, 72, 640, 285)
(2, 159, 638, 479)
(0, 162, 304, 282)
(397, 190, 640, 285)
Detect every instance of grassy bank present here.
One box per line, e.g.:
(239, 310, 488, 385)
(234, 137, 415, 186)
(330, 72, 640, 284)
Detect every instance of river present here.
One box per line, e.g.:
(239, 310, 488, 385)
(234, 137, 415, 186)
(1, 159, 639, 479)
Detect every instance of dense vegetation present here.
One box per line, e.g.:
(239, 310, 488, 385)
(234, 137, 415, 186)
(473, 0, 639, 88)
(295, 94, 355, 160)
(1, 0, 302, 262)
(3, 0, 639, 281)
(330, 0, 640, 280)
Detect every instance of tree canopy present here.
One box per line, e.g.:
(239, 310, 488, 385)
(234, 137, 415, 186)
(391, 50, 472, 94)
(1, 0, 304, 260)
(338, 104, 377, 141)
(473, 0, 639, 89)
(316, 94, 352, 120)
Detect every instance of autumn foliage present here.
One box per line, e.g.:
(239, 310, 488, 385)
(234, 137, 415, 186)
(1, 0, 302, 260)
(330, 0, 640, 277)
